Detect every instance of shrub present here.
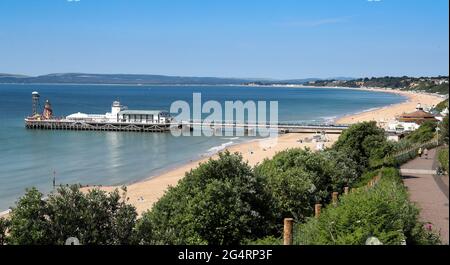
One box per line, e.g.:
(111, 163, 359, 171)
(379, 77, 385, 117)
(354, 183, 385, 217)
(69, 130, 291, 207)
(255, 148, 359, 223)
(7, 185, 138, 245)
(8, 188, 52, 245)
(438, 148, 449, 174)
(333, 122, 392, 173)
(243, 236, 282, 245)
(0, 217, 10, 245)
(139, 151, 276, 245)
(405, 121, 437, 144)
(440, 116, 449, 145)
(293, 168, 441, 245)
(435, 99, 448, 112)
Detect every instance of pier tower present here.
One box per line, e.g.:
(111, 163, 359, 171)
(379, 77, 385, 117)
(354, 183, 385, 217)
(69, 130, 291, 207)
(31, 91, 40, 115)
(42, 100, 53, 119)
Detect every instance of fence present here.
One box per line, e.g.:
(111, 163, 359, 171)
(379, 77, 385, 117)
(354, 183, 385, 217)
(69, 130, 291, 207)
(385, 138, 440, 166)
(282, 173, 382, 245)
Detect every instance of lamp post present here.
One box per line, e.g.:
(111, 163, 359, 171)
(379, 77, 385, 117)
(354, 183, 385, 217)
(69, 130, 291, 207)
(436, 127, 440, 146)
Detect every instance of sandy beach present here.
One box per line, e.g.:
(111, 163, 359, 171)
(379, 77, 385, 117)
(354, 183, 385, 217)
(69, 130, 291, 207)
(86, 132, 340, 216)
(334, 88, 444, 126)
(79, 88, 443, 216)
(83, 88, 444, 216)
(1, 88, 443, 219)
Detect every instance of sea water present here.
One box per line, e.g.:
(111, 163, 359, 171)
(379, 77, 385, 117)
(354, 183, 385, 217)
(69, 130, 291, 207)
(0, 84, 405, 211)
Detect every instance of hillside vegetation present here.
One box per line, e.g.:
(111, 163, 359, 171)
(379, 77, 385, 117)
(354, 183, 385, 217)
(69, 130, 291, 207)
(0, 122, 443, 245)
(309, 76, 449, 95)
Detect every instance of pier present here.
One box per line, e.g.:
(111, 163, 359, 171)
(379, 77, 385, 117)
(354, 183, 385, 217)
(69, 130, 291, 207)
(24, 92, 349, 134)
(25, 119, 172, 132)
(25, 119, 348, 134)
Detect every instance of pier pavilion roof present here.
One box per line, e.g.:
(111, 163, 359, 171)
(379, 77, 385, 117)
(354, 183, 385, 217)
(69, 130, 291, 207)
(119, 110, 169, 116)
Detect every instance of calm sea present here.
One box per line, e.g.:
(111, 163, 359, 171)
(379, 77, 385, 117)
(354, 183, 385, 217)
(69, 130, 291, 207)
(0, 84, 405, 211)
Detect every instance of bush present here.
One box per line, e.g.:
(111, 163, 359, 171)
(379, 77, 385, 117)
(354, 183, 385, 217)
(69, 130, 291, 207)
(255, 148, 359, 223)
(333, 122, 393, 173)
(438, 148, 449, 174)
(243, 236, 282, 245)
(405, 121, 437, 144)
(7, 188, 52, 245)
(7, 185, 138, 245)
(0, 217, 10, 245)
(138, 151, 276, 245)
(435, 99, 448, 112)
(293, 168, 441, 245)
(440, 116, 449, 145)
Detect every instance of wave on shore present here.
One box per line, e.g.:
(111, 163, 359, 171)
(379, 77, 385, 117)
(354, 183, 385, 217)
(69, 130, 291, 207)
(206, 141, 235, 154)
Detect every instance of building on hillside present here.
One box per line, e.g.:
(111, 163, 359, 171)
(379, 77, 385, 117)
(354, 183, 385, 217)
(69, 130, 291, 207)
(387, 103, 438, 135)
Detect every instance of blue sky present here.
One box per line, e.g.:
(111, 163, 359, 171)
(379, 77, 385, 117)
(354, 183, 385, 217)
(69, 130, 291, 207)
(0, 0, 448, 79)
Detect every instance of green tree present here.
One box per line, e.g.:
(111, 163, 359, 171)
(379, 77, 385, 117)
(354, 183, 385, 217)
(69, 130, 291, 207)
(255, 148, 359, 222)
(406, 120, 437, 144)
(138, 151, 275, 245)
(295, 168, 441, 245)
(8, 188, 52, 245)
(333, 122, 392, 172)
(0, 217, 10, 245)
(7, 185, 138, 245)
(440, 116, 448, 145)
(46, 185, 137, 245)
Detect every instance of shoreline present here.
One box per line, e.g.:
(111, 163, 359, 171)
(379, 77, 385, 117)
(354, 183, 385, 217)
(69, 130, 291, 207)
(1, 88, 445, 218)
(91, 88, 441, 216)
(83, 132, 341, 216)
(334, 88, 443, 125)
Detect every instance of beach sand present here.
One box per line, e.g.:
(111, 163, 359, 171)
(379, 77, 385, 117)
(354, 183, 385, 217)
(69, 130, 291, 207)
(0, 88, 440, 220)
(82, 88, 444, 216)
(335, 88, 444, 126)
(86, 133, 340, 216)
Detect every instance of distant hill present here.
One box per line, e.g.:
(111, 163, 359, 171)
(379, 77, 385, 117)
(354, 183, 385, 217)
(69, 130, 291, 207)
(0, 72, 342, 85)
(0, 73, 256, 85)
(307, 76, 449, 95)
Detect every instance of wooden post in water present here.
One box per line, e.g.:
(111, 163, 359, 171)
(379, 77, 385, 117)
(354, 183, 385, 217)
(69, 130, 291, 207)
(283, 218, 294, 245)
(332, 192, 339, 206)
(315, 204, 322, 218)
(344, 187, 349, 195)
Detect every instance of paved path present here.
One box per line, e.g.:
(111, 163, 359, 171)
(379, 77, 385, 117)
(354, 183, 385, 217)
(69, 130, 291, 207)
(401, 148, 449, 244)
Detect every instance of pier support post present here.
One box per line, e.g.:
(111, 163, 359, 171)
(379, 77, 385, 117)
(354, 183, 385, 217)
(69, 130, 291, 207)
(283, 218, 294, 245)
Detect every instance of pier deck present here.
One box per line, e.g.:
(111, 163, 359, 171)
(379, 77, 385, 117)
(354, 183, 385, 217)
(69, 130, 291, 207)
(25, 119, 349, 134)
(25, 119, 172, 132)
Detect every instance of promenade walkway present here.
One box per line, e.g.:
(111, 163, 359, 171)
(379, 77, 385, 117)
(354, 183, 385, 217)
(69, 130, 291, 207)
(401, 148, 449, 244)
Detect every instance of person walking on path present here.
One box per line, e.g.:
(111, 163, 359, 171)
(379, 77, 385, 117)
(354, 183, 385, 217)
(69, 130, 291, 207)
(423, 148, 429, 160)
(418, 147, 423, 158)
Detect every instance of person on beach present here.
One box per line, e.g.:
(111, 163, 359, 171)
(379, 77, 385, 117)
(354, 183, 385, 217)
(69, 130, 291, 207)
(418, 147, 423, 158)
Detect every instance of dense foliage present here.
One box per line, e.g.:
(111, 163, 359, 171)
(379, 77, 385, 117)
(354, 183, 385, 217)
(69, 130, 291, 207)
(440, 116, 449, 145)
(1, 119, 443, 245)
(255, 148, 359, 222)
(435, 99, 449, 112)
(310, 76, 449, 95)
(332, 121, 394, 172)
(405, 121, 437, 144)
(438, 148, 449, 174)
(294, 168, 441, 245)
(0, 217, 9, 245)
(6, 186, 137, 245)
(137, 151, 276, 245)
